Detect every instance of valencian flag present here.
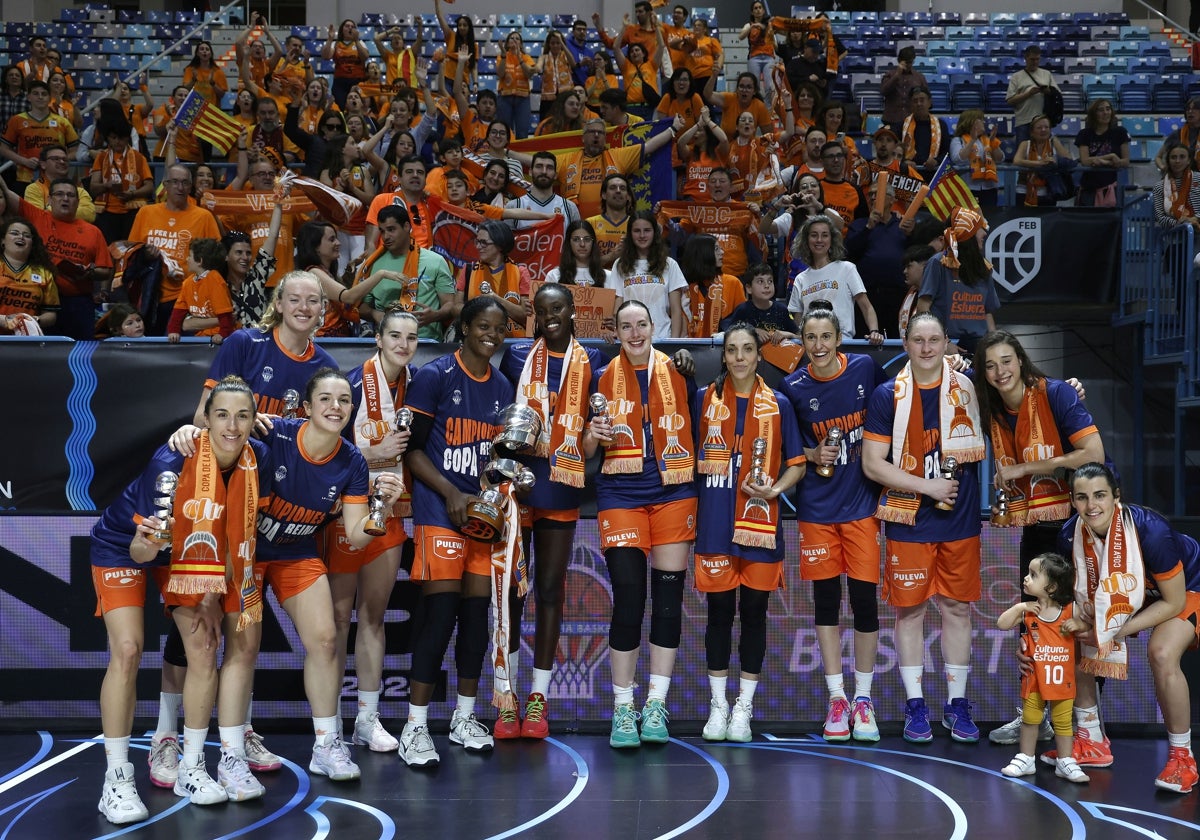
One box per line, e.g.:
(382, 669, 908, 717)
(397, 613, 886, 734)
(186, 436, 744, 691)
(924, 155, 980, 222)
(172, 90, 243, 154)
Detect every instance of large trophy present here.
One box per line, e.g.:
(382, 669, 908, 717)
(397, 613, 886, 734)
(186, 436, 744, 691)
(151, 472, 179, 544)
(934, 456, 959, 511)
(463, 405, 541, 542)
(815, 427, 843, 478)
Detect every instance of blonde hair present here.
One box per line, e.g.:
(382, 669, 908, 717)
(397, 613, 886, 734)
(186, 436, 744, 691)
(257, 270, 326, 333)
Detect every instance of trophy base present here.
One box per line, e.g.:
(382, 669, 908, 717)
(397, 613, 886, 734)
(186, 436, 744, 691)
(364, 523, 387, 537)
(815, 466, 834, 478)
(463, 502, 504, 543)
(935, 501, 955, 511)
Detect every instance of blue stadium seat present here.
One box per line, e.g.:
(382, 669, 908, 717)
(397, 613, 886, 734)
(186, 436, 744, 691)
(851, 12, 878, 24)
(926, 80, 951, 111)
(498, 14, 523, 27)
(945, 26, 972, 41)
(76, 71, 108, 89)
(1018, 13, 1045, 25)
(107, 55, 138, 73)
(912, 57, 937, 74)
(950, 76, 984, 110)
(1065, 57, 1097, 75)
(143, 10, 170, 24)
(1049, 41, 1078, 59)
(926, 41, 956, 58)
(1154, 76, 1186, 112)
(1083, 73, 1118, 100)
(1119, 25, 1150, 40)
(1124, 116, 1158, 136)
(60, 8, 88, 22)
(1109, 42, 1140, 58)
(117, 10, 141, 23)
(975, 28, 1004, 42)
(1096, 57, 1128, 75)
(823, 11, 850, 24)
(936, 57, 970, 74)
(1074, 12, 1103, 26)
(1080, 42, 1109, 58)
(1059, 74, 1086, 111)
(1129, 57, 1169, 74)
(1059, 115, 1083, 135)
(99, 37, 121, 53)
(1103, 12, 1131, 25)
(935, 12, 960, 25)
(957, 43, 987, 59)
(990, 12, 1017, 26)
(526, 14, 550, 26)
(1047, 12, 1074, 25)
(879, 11, 904, 24)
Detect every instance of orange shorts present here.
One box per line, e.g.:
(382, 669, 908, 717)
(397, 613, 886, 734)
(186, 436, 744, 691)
(1177, 590, 1200, 648)
(92, 565, 171, 616)
(255, 558, 327, 604)
(597, 497, 697, 554)
(411, 525, 493, 581)
(519, 505, 580, 528)
(694, 554, 783, 593)
(323, 515, 408, 575)
(883, 535, 981, 607)
(797, 517, 882, 582)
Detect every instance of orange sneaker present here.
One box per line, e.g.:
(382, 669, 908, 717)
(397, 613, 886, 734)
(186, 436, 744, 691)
(521, 693, 549, 739)
(494, 707, 521, 740)
(1155, 746, 1198, 794)
(1040, 728, 1114, 769)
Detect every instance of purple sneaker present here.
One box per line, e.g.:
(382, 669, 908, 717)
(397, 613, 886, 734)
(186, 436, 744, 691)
(942, 697, 980, 743)
(903, 697, 933, 744)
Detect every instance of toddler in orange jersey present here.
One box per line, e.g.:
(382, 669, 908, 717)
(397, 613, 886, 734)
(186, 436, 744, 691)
(167, 239, 236, 343)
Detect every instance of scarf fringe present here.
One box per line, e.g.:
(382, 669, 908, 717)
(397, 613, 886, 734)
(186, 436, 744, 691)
(549, 463, 586, 488)
(602, 455, 644, 474)
(661, 466, 694, 485)
(1078, 655, 1127, 681)
(696, 458, 730, 476)
(733, 527, 777, 549)
(493, 689, 517, 711)
(875, 504, 917, 526)
(165, 573, 227, 595)
(235, 600, 263, 631)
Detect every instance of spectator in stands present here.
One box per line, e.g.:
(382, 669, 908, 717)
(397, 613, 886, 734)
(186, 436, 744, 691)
(588, 173, 633, 268)
(788, 214, 882, 344)
(901, 87, 950, 179)
(677, 106, 731, 199)
(154, 86, 203, 163)
(791, 125, 826, 177)
(1152, 141, 1200, 231)
(497, 31, 538, 140)
(556, 115, 680, 218)
(0, 216, 59, 335)
(322, 20, 368, 108)
(728, 108, 789, 199)
(452, 219, 534, 334)
(897, 244, 934, 340)
(1, 81, 79, 187)
(48, 70, 81, 133)
(235, 14, 282, 90)
(25, 144, 94, 221)
(537, 90, 586, 136)
(817, 100, 858, 165)
(474, 159, 515, 208)
(720, 262, 797, 338)
(1074, 99, 1130, 207)
(668, 166, 764, 279)
(605, 210, 686, 337)
(677, 16, 724, 98)
(845, 178, 914, 339)
(1013, 114, 1073, 207)
(566, 19, 597, 88)
(950, 110, 1004, 206)
(113, 76, 154, 155)
(707, 72, 774, 138)
(538, 31, 578, 125)
(270, 33, 314, 101)
(0, 67, 29, 157)
(297, 220, 379, 337)
(655, 68, 704, 171)
(128, 164, 222, 334)
(1006, 45, 1059, 147)
(545, 218, 607, 286)
(216, 195, 287, 330)
(619, 1, 662, 62)
(296, 79, 334, 136)
(662, 5, 691, 73)
(598, 88, 636, 129)
(1156, 98, 1200, 172)
(739, 1, 779, 105)
(789, 81, 820, 133)
(880, 46, 926, 136)
(319, 134, 381, 273)
(250, 96, 293, 164)
(853, 126, 925, 214)
(614, 27, 664, 121)
(100, 302, 144, 338)
(915, 206, 998, 355)
(359, 204, 456, 339)
(585, 51, 621, 114)
(366, 154, 432, 252)
(817, 141, 866, 232)
(0, 174, 111, 340)
(90, 119, 154, 244)
(167, 238, 236, 343)
(435, 0, 478, 94)
(183, 41, 228, 108)
(17, 36, 61, 87)
(679, 233, 747, 338)
(373, 25, 421, 91)
(784, 37, 828, 100)
(507, 152, 581, 231)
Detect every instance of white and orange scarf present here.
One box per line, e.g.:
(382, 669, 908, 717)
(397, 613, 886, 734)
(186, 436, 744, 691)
(902, 114, 940, 164)
(490, 479, 528, 710)
(697, 376, 784, 548)
(597, 348, 694, 483)
(166, 430, 262, 630)
(965, 135, 999, 182)
(1164, 169, 1195, 221)
(686, 280, 726, 338)
(875, 359, 985, 525)
(515, 337, 593, 487)
(988, 378, 1071, 526)
(355, 353, 412, 517)
(1072, 502, 1145, 680)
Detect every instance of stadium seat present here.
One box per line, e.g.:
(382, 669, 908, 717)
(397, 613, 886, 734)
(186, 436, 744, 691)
(975, 28, 1004, 42)
(1154, 76, 1187, 112)
(1124, 116, 1159, 137)
(1109, 42, 1140, 59)
(950, 76, 984, 110)
(1083, 73, 1118, 100)
(1119, 25, 1150, 40)
(1074, 12, 1104, 26)
(1096, 57, 1129, 75)
(851, 12, 878, 24)
(926, 41, 956, 58)
(1065, 57, 1097, 75)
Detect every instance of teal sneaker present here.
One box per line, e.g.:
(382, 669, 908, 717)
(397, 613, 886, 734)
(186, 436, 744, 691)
(640, 698, 670, 743)
(610, 703, 640, 749)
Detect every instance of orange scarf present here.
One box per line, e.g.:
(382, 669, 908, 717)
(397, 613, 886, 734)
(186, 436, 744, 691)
(597, 348, 694, 483)
(166, 431, 261, 630)
(465, 261, 527, 338)
(1072, 503, 1145, 680)
(964, 135, 998, 182)
(1024, 138, 1053, 206)
(357, 353, 412, 517)
(770, 16, 840, 75)
(357, 245, 420, 311)
(1164, 170, 1194, 220)
(988, 378, 1071, 526)
(686, 279, 725, 338)
(515, 337, 593, 487)
(697, 376, 784, 548)
(902, 114, 940, 164)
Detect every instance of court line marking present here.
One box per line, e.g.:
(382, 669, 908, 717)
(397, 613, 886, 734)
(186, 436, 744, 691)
(485, 737, 590, 840)
(653, 739, 731, 840)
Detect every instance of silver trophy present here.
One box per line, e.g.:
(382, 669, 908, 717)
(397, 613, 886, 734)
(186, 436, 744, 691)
(464, 407, 541, 542)
(935, 456, 959, 511)
(589, 393, 610, 420)
(992, 487, 1012, 526)
(492, 403, 543, 458)
(281, 389, 301, 419)
(151, 472, 179, 543)
(816, 427, 843, 478)
(748, 438, 769, 486)
(394, 406, 413, 431)
(365, 477, 388, 536)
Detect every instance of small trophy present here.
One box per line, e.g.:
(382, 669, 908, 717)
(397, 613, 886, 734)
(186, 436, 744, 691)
(935, 456, 959, 511)
(991, 487, 1012, 526)
(589, 393, 610, 420)
(151, 472, 179, 543)
(479, 280, 494, 296)
(281, 389, 300, 419)
(365, 477, 388, 536)
(394, 406, 413, 431)
(815, 427, 843, 478)
(748, 438, 769, 486)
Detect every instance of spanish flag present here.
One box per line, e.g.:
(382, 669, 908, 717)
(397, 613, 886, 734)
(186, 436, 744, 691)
(173, 90, 242, 154)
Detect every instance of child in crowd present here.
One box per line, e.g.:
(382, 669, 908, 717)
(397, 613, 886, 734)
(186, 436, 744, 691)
(995, 552, 1090, 784)
(897, 244, 933, 340)
(100, 303, 145, 338)
(721, 263, 798, 342)
(167, 238, 235, 343)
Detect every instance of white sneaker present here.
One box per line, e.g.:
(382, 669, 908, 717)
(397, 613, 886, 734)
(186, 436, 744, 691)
(173, 758, 229, 805)
(990, 707, 1055, 744)
(218, 750, 265, 801)
(702, 699, 729, 741)
(353, 711, 399, 752)
(727, 697, 753, 743)
(1002, 752, 1037, 778)
(449, 710, 494, 752)
(147, 735, 181, 788)
(851, 696, 880, 743)
(309, 736, 361, 781)
(398, 722, 440, 767)
(1056, 756, 1090, 783)
(244, 729, 282, 772)
(98, 762, 149, 825)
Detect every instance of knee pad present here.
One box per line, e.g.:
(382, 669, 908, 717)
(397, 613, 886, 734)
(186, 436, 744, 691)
(649, 568, 685, 649)
(704, 589, 737, 671)
(847, 577, 880, 634)
(738, 586, 770, 674)
(812, 576, 842, 627)
(163, 621, 188, 668)
(606, 548, 647, 651)
(409, 591, 460, 685)
(454, 596, 490, 680)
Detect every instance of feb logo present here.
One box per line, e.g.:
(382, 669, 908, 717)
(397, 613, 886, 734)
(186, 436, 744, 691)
(986, 217, 1042, 294)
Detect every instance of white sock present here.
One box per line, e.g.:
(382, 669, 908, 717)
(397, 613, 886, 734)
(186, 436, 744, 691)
(899, 665, 924, 699)
(708, 675, 728, 705)
(825, 673, 846, 701)
(738, 677, 758, 704)
(182, 726, 207, 769)
(219, 725, 245, 758)
(531, 667, 552, 697)
(312, 715, 339, 746)
(357, 689, 380, 718)
(945, 665, 969, 701)
(1169, 731, 1193, 755)
(647, 674, 670, 702)
(853, 670, 873, 700)
(407, 704, 429, 726)
(1074, 705, 1103, 741)
(244, 695, 255, 731)
(455, 694, 476, 717)
(104, 736, 130, 770)
(507, 650, 519, 691)
(613, 683, 635, 707)
(156, 692, 181, 740)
